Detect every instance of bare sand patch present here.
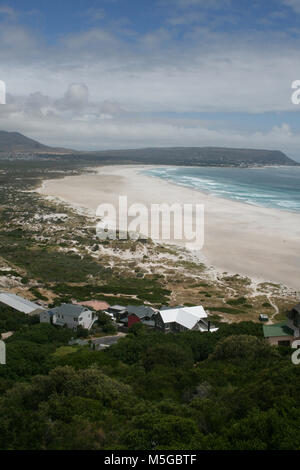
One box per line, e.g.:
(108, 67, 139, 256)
(37, 165, 300, 290)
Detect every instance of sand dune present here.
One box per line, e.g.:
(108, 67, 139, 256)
(38, 165, 300, 290)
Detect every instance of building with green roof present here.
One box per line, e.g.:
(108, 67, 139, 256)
(263, 322, 295, 346)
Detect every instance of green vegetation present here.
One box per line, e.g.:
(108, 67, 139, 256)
(94, 312, 117, 335)
(51, 277, 170, 305)
(0, 239, 102, 283)
(0, 159, 171, 308)
(0, 320, 299, 450)
(227, 296, 248, 306)
(0, 303, 38, 334)
(0, 158, 299, 450)
(209, 306, 247, 315)
(52, 345, 84, 357)
(72, 146, 296, 167)
(29, 287, 48, 301)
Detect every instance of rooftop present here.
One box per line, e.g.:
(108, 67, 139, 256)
(127, 305, 157, 319)
(259, 314, 269, 321)
(160, 305, 207, 330)
(288, 303, 300, 319)
(75, 300, 110, 311)
(0, 292, 45, 315)
(263, 322, 294, 338)
(142, 320, 156, 327)
(109, 305, 127, 312)
(48, 304, 89, 319)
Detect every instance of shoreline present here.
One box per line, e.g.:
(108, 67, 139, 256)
(140, 165, 300, 216)
(37, 164, 300, 291)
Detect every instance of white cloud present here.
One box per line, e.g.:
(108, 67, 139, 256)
(282, 0, 300, 13)
(3, 30, 299, 115)
(167, 11, 207, 25)
(0, 5, 17, 20)
(56, 83, 89, 111)
(0, 84, 125, 122)
(86, 8, 106, 21)
(0, 13, 299, 157)
(171, 0, 230, 9)
(1, 89, 300, 160)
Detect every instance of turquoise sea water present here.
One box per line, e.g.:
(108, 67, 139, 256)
(142, 166, 300, 213)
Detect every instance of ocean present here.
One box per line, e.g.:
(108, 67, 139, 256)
(141, 166, 300, 213)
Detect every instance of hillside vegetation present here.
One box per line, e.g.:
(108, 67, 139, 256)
(0, 130, 296, 166)
(0, 320, 300, 450)
(0, 158, 298, 451)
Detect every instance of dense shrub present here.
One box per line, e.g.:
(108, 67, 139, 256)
(209, 335, 278, 361)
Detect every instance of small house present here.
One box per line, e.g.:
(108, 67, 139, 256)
(259, 314, 269, 322)
(127, 305, 157, 328)
(0, 291, 45, 315)
(263, 323, 295, 346)
(287, 303, 300, 337)
(40, 304, 96, 330)
(156, 305, 218, 333)
(106, 305, 128, 322)
(263, 303, 300, 346)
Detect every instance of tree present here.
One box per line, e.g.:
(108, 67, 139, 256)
(142, 343, 193, 372)
(124, 413, 198, 450)
(209, 335, 277, 362)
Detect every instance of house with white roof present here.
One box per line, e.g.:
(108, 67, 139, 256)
(156, 305, 218, 333)
(0, 291, 45, 315)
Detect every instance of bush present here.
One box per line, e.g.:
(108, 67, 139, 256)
(142, 343, 194, 372)
(0, 303, 38, 333)
(209, 335, 277, 362)
(76, 326, 89, 339)
(102, 323, 117, 335)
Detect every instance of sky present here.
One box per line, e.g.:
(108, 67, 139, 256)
(0, 0, 300, 160)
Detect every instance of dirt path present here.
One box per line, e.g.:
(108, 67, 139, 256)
(267, 295, 279, 323)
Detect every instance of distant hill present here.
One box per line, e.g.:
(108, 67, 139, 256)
(88, 146, 298, 166)
(0, 131, 297, 166)
(0, 131, 72, 155)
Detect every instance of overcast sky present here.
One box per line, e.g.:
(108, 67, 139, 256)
(0, 0, 300, 160)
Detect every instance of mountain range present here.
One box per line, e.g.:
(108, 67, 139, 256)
(0, 130, 297, 166)
(0, 131, 72, 155)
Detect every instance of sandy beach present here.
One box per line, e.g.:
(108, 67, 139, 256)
(37, 165, 300, 290)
